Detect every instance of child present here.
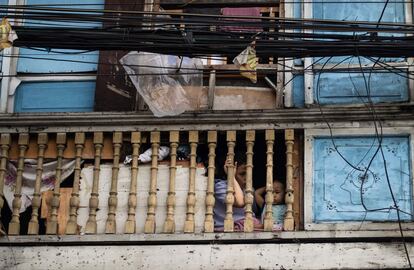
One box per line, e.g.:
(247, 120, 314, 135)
(254, 180, 286, 230)
(213, 154, 262, 231)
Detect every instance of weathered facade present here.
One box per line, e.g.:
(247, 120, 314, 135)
(0, 0, 414, 269)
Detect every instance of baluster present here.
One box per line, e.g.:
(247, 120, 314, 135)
(244, 130, 255, 232)
(125, 132, 141, 234)
(0, 134, 11, 233)
(184, 131, 198, 233)
(8, 133, 29, 235)
(284, 129, 295, 230)
(28, 133, 48, 235)
(224, 131, 236, 232)
(46, 133, 66, 235)
(263, 130, 275, 231)
(163, 131, 179, 233)
(144, 131, 160, 234)
(85, 132, 103, 234)
(66, 132, 85, 234)
(105, 132, 122, 234)
(203, 131, 216, 233)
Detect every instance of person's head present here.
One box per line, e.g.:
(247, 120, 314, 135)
(273, 181, 285, 205)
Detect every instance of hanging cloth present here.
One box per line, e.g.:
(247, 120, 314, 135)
(233, 41, 258, 83)
(221, 7, 262, 32)
(3, 159, 76, 213)
(0, 18, 17, 49)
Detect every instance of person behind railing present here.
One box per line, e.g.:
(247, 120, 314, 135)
(254, 180, 286, 231)
(213, 152, 263, 231)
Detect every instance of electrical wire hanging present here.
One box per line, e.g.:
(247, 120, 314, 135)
(1, 6, 414, 59)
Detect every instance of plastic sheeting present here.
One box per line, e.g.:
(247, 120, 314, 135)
(121, 51, 203, 117)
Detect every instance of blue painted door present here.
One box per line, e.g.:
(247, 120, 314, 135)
(313, 136, 412, 222)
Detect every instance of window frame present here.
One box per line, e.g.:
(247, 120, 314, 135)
(304, 127, 414, 231)
(0, 0, 21, 113)
(283, 0, 414, 107)
(0, 0, 102, 113)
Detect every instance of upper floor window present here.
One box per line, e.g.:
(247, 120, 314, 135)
(291, 0, 411, 108)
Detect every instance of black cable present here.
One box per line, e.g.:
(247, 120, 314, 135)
(2, 1, 414, 5)
(314, 56, 365, 172)
(2, 6, 414, 32)
(0, 53, 413, 80)
(1, 4, 412, 29)
(315, 53, 414, 270)
(331, 0, 412, 266)
(358, 46, 413, 270)
(10, 25, 414, 59)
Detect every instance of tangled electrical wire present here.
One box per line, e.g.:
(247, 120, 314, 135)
(0, 5, 414, 59)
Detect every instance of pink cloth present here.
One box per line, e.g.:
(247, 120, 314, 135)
(222, 7, 261, 17)
(234, 217, 263, 231)
(221, 7, 262, 33)
(4, 159, 75, 213)
(214, 218, 283, 232)
(214, 217, 263, 232)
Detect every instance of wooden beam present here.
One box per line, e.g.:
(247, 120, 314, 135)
(9, 135, 114, 160)
(160, 0, 280, 8)
(1, 104, 411, 133)
(167, 7, 278, 13)
(208, 70, 216, 110)
(206, 64, 279, 71)
(293, 131, 304, 230)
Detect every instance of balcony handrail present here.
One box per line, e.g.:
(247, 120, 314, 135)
(0, 128, 298, 236)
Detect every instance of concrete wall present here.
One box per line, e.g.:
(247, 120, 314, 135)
(0, 241, 412, 269)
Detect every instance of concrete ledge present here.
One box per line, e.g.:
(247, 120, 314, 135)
(0, 241, 412, 269)
(2, 230, 414, 246)
(0, 104, 413, 132)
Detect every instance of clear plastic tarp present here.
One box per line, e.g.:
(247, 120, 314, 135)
(121, 51, 203, 117)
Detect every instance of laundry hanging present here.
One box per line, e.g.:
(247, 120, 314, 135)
(0, 18, 17, 49)
(233, 41, 258, 83)
(3, 159, 76, 213)
(221, 7, 262, 32)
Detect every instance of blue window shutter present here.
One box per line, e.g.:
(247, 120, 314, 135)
(311, 1, 408, 105)
(313, 136, 412, 222)
(14, 81, 95, 112)
(313, 0, 404, 23)
(292, 74, 305, 108)
(17, 49, 100, 73)
(314, 72, 409, 105)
